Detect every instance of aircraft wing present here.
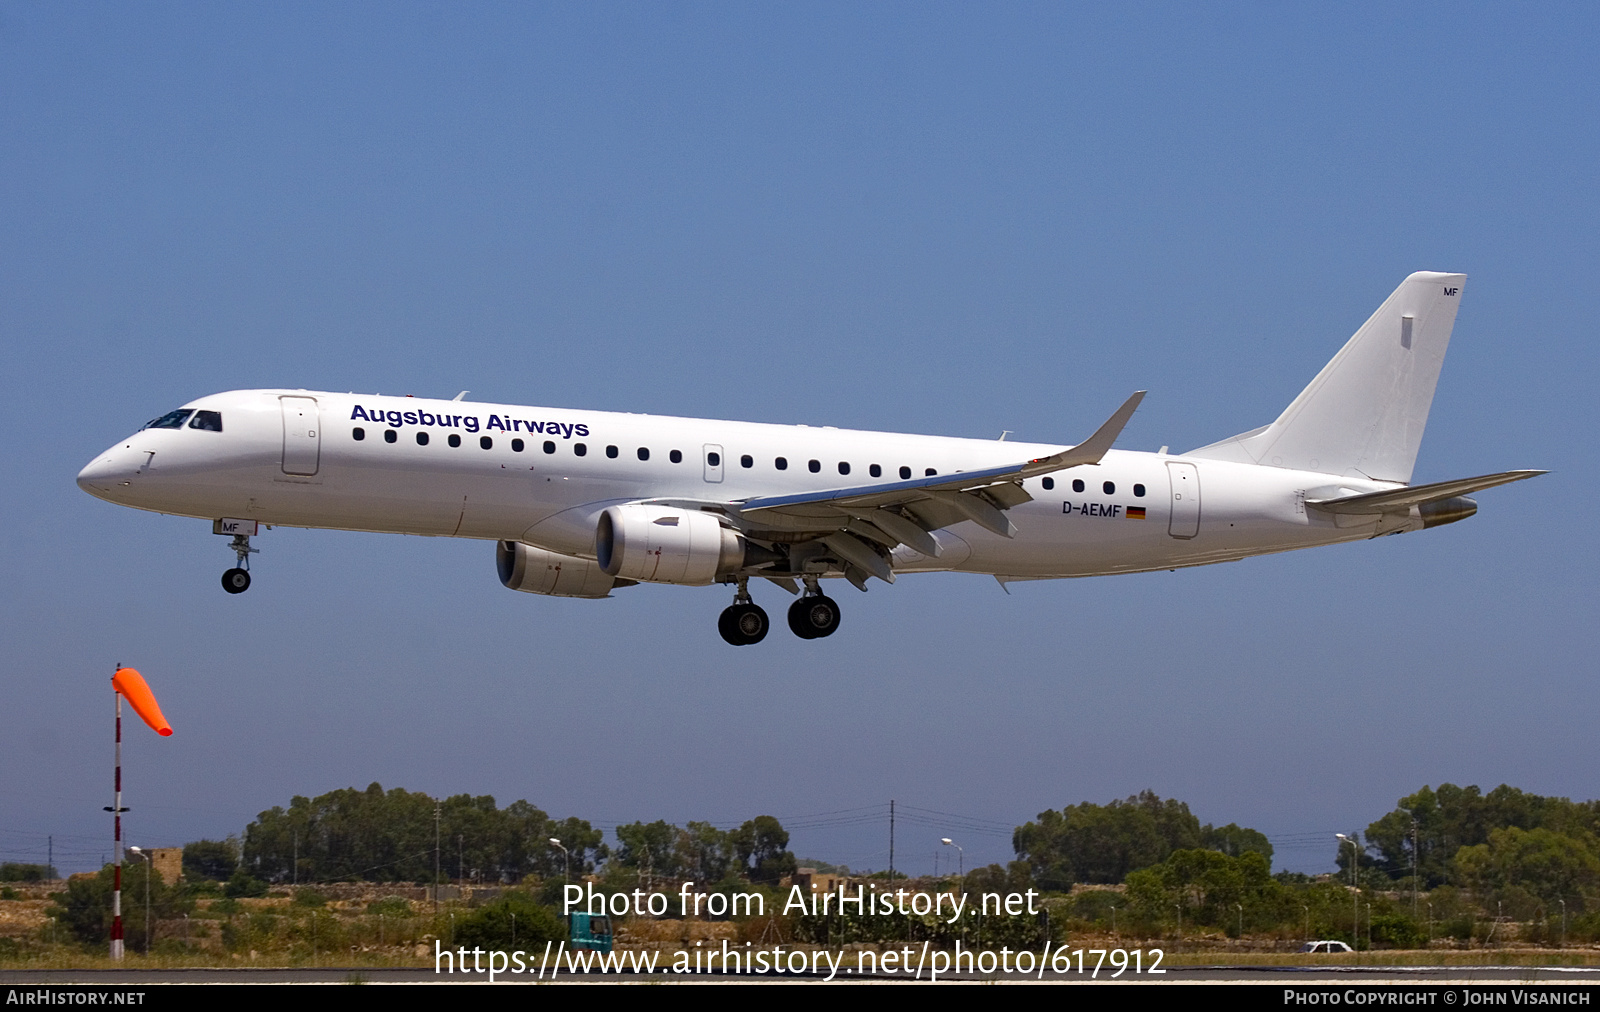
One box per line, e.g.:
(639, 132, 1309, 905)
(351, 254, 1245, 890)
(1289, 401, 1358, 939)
(720, 392, 1145, 582)
(1304, 469, 1546, 514)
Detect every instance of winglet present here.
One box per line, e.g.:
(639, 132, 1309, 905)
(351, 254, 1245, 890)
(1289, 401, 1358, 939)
(1023, 391, 1145, 475)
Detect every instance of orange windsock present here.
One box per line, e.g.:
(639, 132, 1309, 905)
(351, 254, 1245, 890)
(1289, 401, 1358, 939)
(111, 667, 173, 736)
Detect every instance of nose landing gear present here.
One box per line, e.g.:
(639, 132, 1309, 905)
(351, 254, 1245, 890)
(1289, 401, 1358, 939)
(221, 533, 257, 595)
(717, 579, 769, 646)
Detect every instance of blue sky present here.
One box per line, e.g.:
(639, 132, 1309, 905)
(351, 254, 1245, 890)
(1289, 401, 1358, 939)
(3, 3, 1595, 877)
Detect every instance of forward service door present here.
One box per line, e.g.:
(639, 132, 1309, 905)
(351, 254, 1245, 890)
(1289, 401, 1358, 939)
(280, 396, 321, 476)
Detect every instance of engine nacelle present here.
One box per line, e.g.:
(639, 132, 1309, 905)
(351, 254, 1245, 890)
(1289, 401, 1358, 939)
(596, 505, 747, 586)
(497, 541, 623, 599)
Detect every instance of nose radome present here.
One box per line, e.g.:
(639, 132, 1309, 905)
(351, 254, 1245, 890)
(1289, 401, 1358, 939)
(77, 449, 132, 495)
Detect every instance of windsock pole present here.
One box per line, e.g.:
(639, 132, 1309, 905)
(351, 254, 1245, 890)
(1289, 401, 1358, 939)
(111, 687, 124, 960)
(105, 665, 171, 959)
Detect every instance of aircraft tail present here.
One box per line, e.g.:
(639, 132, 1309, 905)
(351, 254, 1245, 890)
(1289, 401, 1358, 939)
(1188, 272, 1466, 482)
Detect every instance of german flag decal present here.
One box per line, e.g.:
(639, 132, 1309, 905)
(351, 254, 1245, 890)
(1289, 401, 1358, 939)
(1127, 506, 1147, 519)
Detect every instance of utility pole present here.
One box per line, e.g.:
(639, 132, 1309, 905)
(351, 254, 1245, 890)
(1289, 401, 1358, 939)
(888, 800, 895, 881)
(433, 801, 441, 915)
(1411, 819, 1419, 922)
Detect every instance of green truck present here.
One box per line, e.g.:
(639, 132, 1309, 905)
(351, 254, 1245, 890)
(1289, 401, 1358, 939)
(568, 912, 613, 953)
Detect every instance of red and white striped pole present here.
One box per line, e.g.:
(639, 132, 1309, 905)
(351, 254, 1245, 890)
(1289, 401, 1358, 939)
(110, 685, 125, 959)
(106, 666, 170, 960)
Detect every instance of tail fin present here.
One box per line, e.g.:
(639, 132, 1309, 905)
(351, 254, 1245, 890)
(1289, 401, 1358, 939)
(1189, 272, 1466, 482)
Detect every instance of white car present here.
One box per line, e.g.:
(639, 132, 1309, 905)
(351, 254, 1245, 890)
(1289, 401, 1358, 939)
(1298, 940, 1354, 953)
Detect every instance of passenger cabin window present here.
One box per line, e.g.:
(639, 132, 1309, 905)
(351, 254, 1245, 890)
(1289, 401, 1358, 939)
(384, 429, 398, 443)
(1103, 481, 1115, 495)
(1072, 479, 1085, 493)
(144, 409, 193, 430)
(637, 447, 650, 461)
(480, 436, 493, 449)
(606, 445, 619, 458)
(416, 432, 430, 446)
(1134, 483, 1146, 497)
(775, 457, 788, 470)
(925, 468, 937, 476)
(838, 462, 850, 475)
(188, 410, 223, 432)
(740, 454, 753, 468)
(544, 441, 557, 454)
(670, 449, 683, 463)
(449, 434, 462, 448)
(707, 451, 721, 467)
(899, 466, 911, 479)
(808, 459, 821, 473)
(869, 464, 881, 477)
(1042, 477, 1055, 490)
(510, 438, 523, 452)
(573, 442, 586, 456)
(352, 427, 366, 441)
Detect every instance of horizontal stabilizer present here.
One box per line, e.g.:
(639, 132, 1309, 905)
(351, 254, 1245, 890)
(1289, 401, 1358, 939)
(1304, 470, 1545, 514)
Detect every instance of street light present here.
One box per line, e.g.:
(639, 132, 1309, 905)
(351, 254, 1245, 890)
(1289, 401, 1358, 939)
(1336, 834, 1360, 950)
(939, 838, 963, 878)
(126, 847, 152, 955)
(550, 838, 570, 885)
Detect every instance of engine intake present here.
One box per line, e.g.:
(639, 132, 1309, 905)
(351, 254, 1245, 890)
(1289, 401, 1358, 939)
(596, 505, 760, 585)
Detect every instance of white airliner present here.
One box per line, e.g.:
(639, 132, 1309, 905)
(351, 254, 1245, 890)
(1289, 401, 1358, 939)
(79, 272, 1542, 644)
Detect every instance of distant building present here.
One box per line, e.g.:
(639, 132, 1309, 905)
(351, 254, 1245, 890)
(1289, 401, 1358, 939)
(148, 847, 183, 885)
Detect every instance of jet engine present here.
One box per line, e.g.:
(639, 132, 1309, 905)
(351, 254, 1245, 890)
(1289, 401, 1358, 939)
(596, 505, 777, 585)
(497, 541, 625, 599)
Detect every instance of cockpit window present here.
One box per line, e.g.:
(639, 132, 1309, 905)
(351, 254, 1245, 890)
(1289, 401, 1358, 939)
(188, 410, 223, 432)
(144, 409, 193, 430)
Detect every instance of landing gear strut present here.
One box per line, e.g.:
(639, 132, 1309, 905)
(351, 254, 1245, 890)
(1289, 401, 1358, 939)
(717, 579, 769, 646)
(221, 534, 256, 595)
(788, 579, 841, 639)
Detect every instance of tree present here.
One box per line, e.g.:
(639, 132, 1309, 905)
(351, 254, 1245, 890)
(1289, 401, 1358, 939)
(47, 863, 192, 952)
(1125, 849, 1282, 933)
(453, 892, 567, 950)
(731, 816, 796, 886)
(1365, 784, 1600, 886)
(183, 840, 238, 882)
(1202, 823, 1274, 864)
(0, 863, 56, 882)
(1013, 791, 1207, 889)
(240, 783, 604, 883)
(615, 820, 682, 879)
(1453, 826, 1600, 913)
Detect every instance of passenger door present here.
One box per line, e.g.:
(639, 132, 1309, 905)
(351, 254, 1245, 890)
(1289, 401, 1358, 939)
(280, 396, 321, 476)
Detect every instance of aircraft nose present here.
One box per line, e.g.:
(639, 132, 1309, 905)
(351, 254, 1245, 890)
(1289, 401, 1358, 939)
(77, 447, 136, 496)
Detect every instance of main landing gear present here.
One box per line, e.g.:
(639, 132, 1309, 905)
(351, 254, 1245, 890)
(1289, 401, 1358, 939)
(718, 577, 842, 644)
(787, 582, 841, 640)
(718, 579, 769, 646)
(221, 534, 257, 595)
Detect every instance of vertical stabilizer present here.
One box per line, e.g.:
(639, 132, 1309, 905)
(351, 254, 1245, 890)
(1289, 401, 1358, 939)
(1188, 272, 1466, 482)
